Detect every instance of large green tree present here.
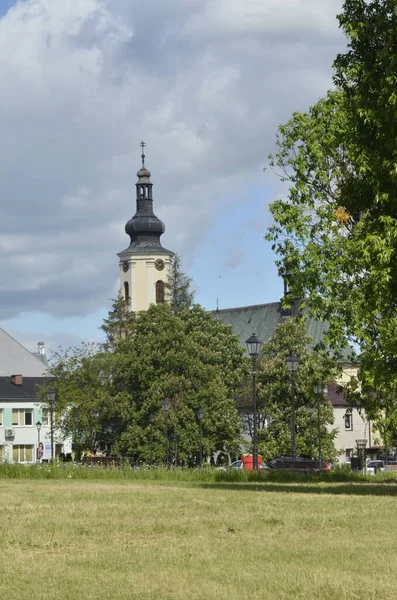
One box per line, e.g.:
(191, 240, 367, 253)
(255, 318, 338, 462)
(266, 0, 397, 419)
(46, 304, 247, 464)
(111, 304, 246, 463)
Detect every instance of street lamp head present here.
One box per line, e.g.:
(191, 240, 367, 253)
(149, 412, 155, 424)
(47, 389, 56, 403)
(197, 409, 204, 421)
(36, 421, 42, 431)
(286, 353, 299, 373)
(245, 333, 263, 359)
(162, 398, 170, 415)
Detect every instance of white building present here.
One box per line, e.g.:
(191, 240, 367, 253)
(0, 328, 71, 463)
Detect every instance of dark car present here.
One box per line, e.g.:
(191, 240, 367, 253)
(267, 457, 332, 472)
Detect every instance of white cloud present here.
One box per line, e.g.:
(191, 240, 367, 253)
(0, 0, 344, 319)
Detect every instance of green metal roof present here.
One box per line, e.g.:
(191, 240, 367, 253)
(212, 301, 329, 352)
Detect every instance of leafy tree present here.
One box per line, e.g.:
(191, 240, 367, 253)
(266, 1, 397, 414)
(100, 293, 136, 350)
(255, 318, 339, 462)
(166, 254, 195, 314)
(111, 304, 246, 463)
(41, 343, 129, 456)
(44, 304, 247, 463)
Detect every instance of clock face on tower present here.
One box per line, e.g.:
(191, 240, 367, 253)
(155, 259, 165, 271)
(122, 261, 129, 272)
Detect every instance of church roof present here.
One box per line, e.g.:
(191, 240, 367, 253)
(120, 144, 174, 256)
(212, 300, 339, 354)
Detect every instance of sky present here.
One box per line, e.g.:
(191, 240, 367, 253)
(0, 0, 346, 355)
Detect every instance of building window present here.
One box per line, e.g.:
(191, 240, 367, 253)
(156, 280, 165, 304)
(345, 448, 353, 462)
(123, 281, 130, 303)
(344, 410, 353, 431)
(12, 445, 34, 462)
(12, 409, 33, 426)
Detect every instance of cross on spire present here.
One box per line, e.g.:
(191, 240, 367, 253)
(140, 140, 146, 167)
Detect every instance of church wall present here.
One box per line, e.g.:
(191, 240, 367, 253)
(120, 254, 173, 311)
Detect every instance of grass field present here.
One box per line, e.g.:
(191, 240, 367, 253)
(1, 479, 396, 600)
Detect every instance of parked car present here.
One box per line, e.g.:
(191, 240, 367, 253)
(218, 459, 268, 472)
(366, 460, 384, 475)
(267, 457, 333, 472)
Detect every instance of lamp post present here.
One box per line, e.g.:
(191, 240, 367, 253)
(356, 438, 367, 473)
(47, 389, 56, 461)
(36, 421, 42, 462)
(245, 333, 263, 471)
(306, 407, 315, 460)
(197, 409, 204, 468)
(149, 413, 155, 467)
(286, 353, 299, 460)
(72, 411, 79, 461)
(315, 383, 326, 472)
(162, 398, 170, 467)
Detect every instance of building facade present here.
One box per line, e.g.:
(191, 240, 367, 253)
(117, 144, 174, 311)
(0, 330, 71, 463)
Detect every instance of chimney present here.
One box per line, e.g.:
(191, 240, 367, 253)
(11, 374, 23, 386)
(37, 341, 46, 356)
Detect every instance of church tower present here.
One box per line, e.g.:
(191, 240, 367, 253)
(117, 142, 174, 311)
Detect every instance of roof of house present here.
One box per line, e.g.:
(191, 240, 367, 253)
(0, 376, 47, 401)
(327, 381, 349, 408)
(0, 327, 48, 377)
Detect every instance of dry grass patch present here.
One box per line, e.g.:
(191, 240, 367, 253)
(0, 480, 396, 599)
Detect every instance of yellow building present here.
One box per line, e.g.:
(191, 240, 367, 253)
(117, 143, 174, 311)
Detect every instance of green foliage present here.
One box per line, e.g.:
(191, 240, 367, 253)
(165, 254, 195, 314)
(255, 318, 339, 461)
(266, 1, 397, 419)
(111, 304, 246, 462)
(99, 293, 136, 349)
(44, 304, 247, 463)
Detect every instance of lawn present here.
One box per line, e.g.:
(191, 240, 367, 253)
(0, 479, 396, 600)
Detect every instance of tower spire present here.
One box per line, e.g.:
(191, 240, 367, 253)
(140, 140, 146, 168)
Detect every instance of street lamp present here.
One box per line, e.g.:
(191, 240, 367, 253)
(245, 333, 263, 471)
(36, 421, 42, 461)
(47, 389, 56, 461)
(72, 411, 79, 461)
(149, 413, 155, 467)
(306, 407, 315, 460)
(197, 409, 205, 468)
(315, 383, 327, 472)
(162, 398, 170, 467)
(356, 438, 367, 472)
(286, 353, 299, 459)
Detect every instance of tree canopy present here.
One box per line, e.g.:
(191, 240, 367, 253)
(255, 318, 338, 462)
(47, 304, 247, 464)
(266, 0, 397, 418)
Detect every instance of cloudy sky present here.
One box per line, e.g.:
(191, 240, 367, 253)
(0, 0, 345, 354)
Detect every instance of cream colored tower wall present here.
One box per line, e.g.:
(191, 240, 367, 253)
(119, 253, 173, 311)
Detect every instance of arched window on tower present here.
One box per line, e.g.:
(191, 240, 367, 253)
(140, 185, 145, 199)
(124, 281, 130, 303)
(156, 280, 165, 304)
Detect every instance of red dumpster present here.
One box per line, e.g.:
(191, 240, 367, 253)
(241, 454, 263, 471)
